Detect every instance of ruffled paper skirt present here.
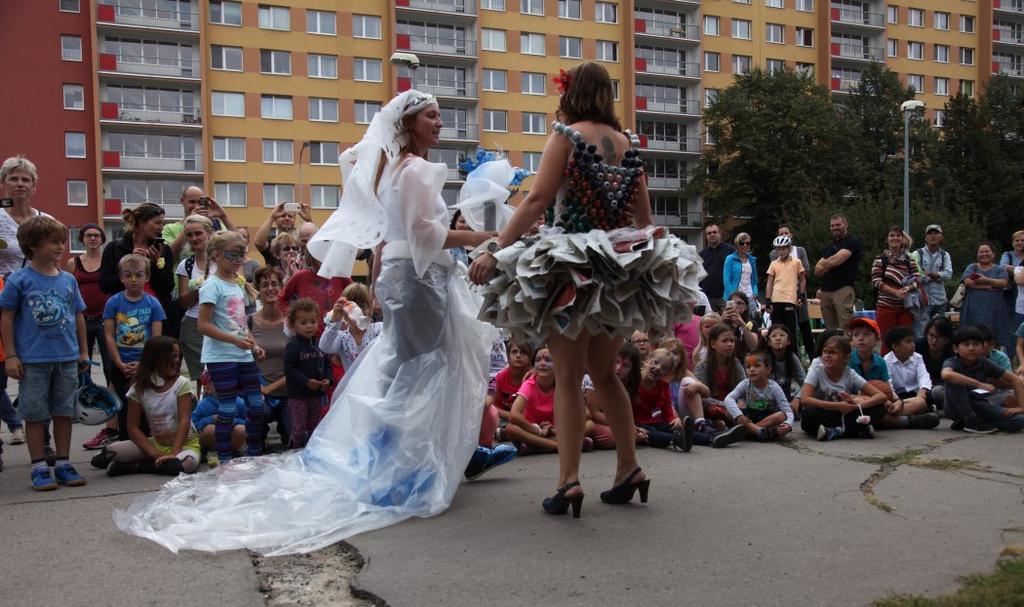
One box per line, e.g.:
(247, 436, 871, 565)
(478, 226, 706, 344)
(114, 260, 497, 555)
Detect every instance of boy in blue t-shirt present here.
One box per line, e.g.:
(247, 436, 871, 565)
(0, 217, 88, 491)
(103, 254, 166, 440)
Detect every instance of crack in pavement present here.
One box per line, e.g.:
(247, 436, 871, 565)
(2, 487, 158, 507)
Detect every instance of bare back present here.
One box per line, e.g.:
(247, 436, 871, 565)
(565, 121, 631, 165)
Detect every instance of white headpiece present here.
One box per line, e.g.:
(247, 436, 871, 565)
(307, 90, 437, 278)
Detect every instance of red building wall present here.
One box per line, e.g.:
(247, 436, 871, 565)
(0, 0, 98, 229)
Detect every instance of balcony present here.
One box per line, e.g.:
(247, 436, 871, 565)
(993, 61, 1024, 77)
(96, 2, 199, 34)
(655, 211, 704, 229)
(634, 56, 700, 79)
(101, 150, 202, 174)
(830, 6, 884, 28)
(99, 101, 201, 128)
(994, 27, 1024, 47)
(634, 18, 700, 43)
(98, 53, 200, 81)
(647, 176, 685, 191)
(830, 41, 884, 62)
(830, 76, 862, 93)
(397, 32, 476, 58)
(395, 0, 476, 17)
(104, 198, 185, 220)
(994, 0, 1024, 16)
(638, 135, 701, 154)
(635, 95, 701, 116)
(398, 77, 477, 100)
(439, 123, 479, 143)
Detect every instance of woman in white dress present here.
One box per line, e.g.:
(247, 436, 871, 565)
(116, 90, 499, 555)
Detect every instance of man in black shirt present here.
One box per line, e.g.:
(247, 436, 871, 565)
(814, 214, 862, 329)
(699, 223, 735, 309)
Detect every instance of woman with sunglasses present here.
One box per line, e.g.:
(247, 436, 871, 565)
(723, 233, 760, 313)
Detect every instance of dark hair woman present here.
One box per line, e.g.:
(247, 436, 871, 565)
(469, 62, 704, 516)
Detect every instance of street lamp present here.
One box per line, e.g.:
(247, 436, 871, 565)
(900, 99, 925, 235)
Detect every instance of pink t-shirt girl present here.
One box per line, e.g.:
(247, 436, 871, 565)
(516, 375, 555, 425)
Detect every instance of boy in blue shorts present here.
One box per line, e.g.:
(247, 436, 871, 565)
(0, 217, 88, 490)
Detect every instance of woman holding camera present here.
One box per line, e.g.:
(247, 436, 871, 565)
(100, 203, 176, 317)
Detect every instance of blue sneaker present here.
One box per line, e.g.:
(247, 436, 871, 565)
(464, 444, 517, 480)
(54, 463, 87, 487)
(816, 426, 844, 441)
(31, 467, 58, 491)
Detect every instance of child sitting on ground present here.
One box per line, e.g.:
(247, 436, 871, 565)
(940, 326, 1024, 433)
(93, 336, 200, 476)
(506, 346, 593, 454)
(976, 324, 1012, 372)
(692, 313, 722, 367)
(882, 326, 940, 430)
(284, 299, 332, 448)
(723, 351, 793, 441)
(587, 343, 640, 450)
(766, 324, 805, 417)
(631, 348, 692, 451)
(801, 335, 888, 441)
(489, 340, 533, 442)
(693, 323, 747, 431)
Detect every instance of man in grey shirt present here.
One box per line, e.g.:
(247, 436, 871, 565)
(913, 224, 953, 339)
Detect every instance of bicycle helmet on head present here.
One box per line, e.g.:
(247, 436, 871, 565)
(772, 235, 792, 248)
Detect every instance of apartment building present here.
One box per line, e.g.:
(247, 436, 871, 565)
(0, 0, 1019, 250)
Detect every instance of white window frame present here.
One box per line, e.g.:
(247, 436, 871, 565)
(214, 182, 247, 207)
(258, 4, 290, 31)
(961, 80, 974, 96)
(307, 53, 338, 79)
(482, 28, 507, 52)
(959, 47, 974, 66)
(213, 137, 246, 162)
(797, 0, 813, 11)
(482, 69, 507, 92)
(705, 51, 721, 72)
(354, 101, 381, 124)
(63, 84, 84, 110)
(260, 95, 293, 120)
(907, 74, 924, 94)
(521, 72, 546, 95)
(483, 109, 508, 132)
(352, 14, 381, 39)
(732, 19, 752, 40)
(354, 58, 382, 82)
(907, 41, 924, 60)
(521, 32, 545, 56)
(960, 15, 974, 34)
(559, 36, 582, 59)
(558, 0, 581, 19)
(262, 184, 294, 208)
(765, 0, 783, 7)
(732, 55, 752, 75)
(209, 1, 242, 26)
(310, 185, 340, 210)
(522, 112, 546, 135)
(595, 2, 617, 24)
(887, 39, 898, 58)
(796, 62, 814, 77)
(259, 49, 291, 75)
(796, 27, 814, 47)
(211, 45, 243, 71)
(934, 77, 949, 96)
(766, 58, 785, 73)
(520, 0, 544, 16)
(887, 6, 898, 24)
(309, 97, 339, 122)
(262, 139, 294, 164)
(596, 40, 618, 62)
(935, 44, 949, 63)
(704, 15, 720, 36)
(766, 23, 784, 44)
(704, 88, 719, 108)
(61, 35, 82, 62)
(59, 0, 80, 13)
(908, 8, 924, 27)
(66, 180, 88, 206)
(309, 141, 339, 166)
(934, 12, 949, 31)
(522, 152, 542, 173)
(482, 0, 505, 10)
(212, 91, 245, 117)
(307, 9, 337, 36)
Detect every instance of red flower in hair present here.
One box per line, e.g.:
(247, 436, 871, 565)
(553, 69, 571, 94)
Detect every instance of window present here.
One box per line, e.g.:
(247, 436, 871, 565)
(521, 0, 543, 15)
(211, 91, 244, 117)
(262, 139, 293, 164)
(310, 185, 339, 209)
(61, 35, 82, 61)
(766, 58, 785, 73)
(732, 55, 752, 75)
(704, 88, 719, 108)
(309, 141, 339, 165)
(66, 180, 88, 206)
(559, 36, 582, 59)
(354, 101, 381, 124)
(558, 0, 581, 19)
(960, 15, 974, 33)
(934, 12, 949, 30)
(887, 39, 898, 57)
(907, 74, 924, 93)
(521, 32, 544, 55)
(733, 0, 750, 4)
(210, 1, 242, 25)
(307, 10, 337, 35)
(482, 28, 506, 52)
(596, 40, 618, 62)
(796, 62, 814, 76)
(959, 47, 974, 66)
(308, 97, 338, 122)
(935, 44, 949, 63)
(595, 2, 617, 23)
(307, 54, 338, 79)
(907, 41, 923, 60)
(797, 0, 813, 11)
(766, 23, 784, 44)
(766, 0, 783, 7)
(263, 184, 294, 207)
(258, 5, 290, 30)
(522, 112, 546, 134)
(214, 182, 247, 207)
(796, 27, 814, 47)
(211, 45, 242, 71)
(521, 72, 546, 95)
(63, 84, 84, 110)
(59, 0, 80, 12)
(352, 14, 380, 39)
(522, 152, 542, 173)
(482, 68, 507, 91)
(887, 6, 898, 24)
(705, 51, 721, 72)
(704, 15, 720, 36)
(259, 49, 291, 75)
(908, 8, 923, 27)
(483, 109, 507, 132)
(732, 19, 751, 40)
(482, 0, 505, 9)
(960, 80, 974, 97)
(214, 137, 245, 162)
(354, 58, 382, 81)
(612, 79, 620, 100)
(260, 95, 293, 120)
(935, 77, 949, 96)
(933, 110, 946, 128)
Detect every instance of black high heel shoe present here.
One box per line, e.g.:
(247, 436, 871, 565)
(542, 481, 584, 518)
(600, 467, 650, 505)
